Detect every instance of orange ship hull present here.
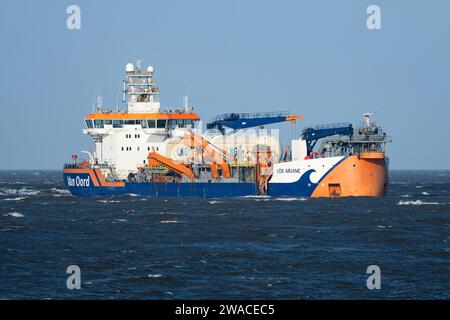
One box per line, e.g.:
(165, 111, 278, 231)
(311, 152, 388, 198)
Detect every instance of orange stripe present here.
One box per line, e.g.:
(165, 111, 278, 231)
(85, 113, 201, 120)
(64, 169, 100, 187)
(94, 169, 125, 187)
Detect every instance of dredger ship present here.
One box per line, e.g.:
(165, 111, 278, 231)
(63, 61, 391, 198)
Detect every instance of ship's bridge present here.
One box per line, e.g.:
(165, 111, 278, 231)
(84, 112, 200, 130)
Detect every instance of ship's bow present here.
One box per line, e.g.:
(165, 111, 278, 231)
(311, 152, 388, 197)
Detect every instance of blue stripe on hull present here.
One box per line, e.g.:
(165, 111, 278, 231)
(63, 173, 255, 198)
(268, 169, 318, 197)
(267, 157, 348, 197)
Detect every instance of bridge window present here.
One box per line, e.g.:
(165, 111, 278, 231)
(124, 120, 136, 125)
(113, 120, 123, 128)
(85, 120, 93, 128)
(142, 120, 157, 128)
(168, 119, 196, 128)
(104, 120, 112, 125)
(94, 120, 104, 128)
(157, 120, 166, 128)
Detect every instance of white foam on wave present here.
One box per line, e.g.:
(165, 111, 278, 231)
(208, 200, 222, 204)
(50, 188, 71, 195)
(98, 199, 122, 204)
(159, 211, 178, 215)
(3, 197, 27, 201)
(421, 192, 430, 196)
(0, 188, 40, 196)
(160, 220, 179, 224)
(398, 200, 440, 206)
(274, 197, 308, 201)
(148, 274, 163, 278)
(3, 212, 24, 218)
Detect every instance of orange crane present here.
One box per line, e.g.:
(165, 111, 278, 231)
(255, 146, 273, 195)
(147, 148, 196, 181)
(183, 131, 234, 179)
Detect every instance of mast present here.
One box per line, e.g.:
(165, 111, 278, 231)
(123, 59, 161, 113)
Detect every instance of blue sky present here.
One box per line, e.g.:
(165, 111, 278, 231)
(0, 0, 449, 169)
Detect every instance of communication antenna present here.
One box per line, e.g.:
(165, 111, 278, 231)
(183, 96, 189, 113)
(92, 86, 99, 112)
(136, 58, 143, 72)
(96, 95, 103, 111)
(184, 87, 192, 112)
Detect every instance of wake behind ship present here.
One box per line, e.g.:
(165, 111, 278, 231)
(63, 60, 391, 198)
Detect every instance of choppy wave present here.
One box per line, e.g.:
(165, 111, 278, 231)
(0, 188, 40, 196)
(160, 220, 179, 224)
(274, 197, 308, 201)
(3, 197, 27, 201)
(208, 200, 222, 204)
(49, 188, 71, 195)
(98, 200, 123, 204)
(398, 200, 440, 206)
(3, 212, 24, 218)
(148, 274, 163, 278)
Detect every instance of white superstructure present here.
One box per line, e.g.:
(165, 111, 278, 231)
(82, 61, 284, 180)
(83, 61, 201, 179)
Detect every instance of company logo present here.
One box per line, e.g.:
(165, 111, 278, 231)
(67, 175, 90, 187)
